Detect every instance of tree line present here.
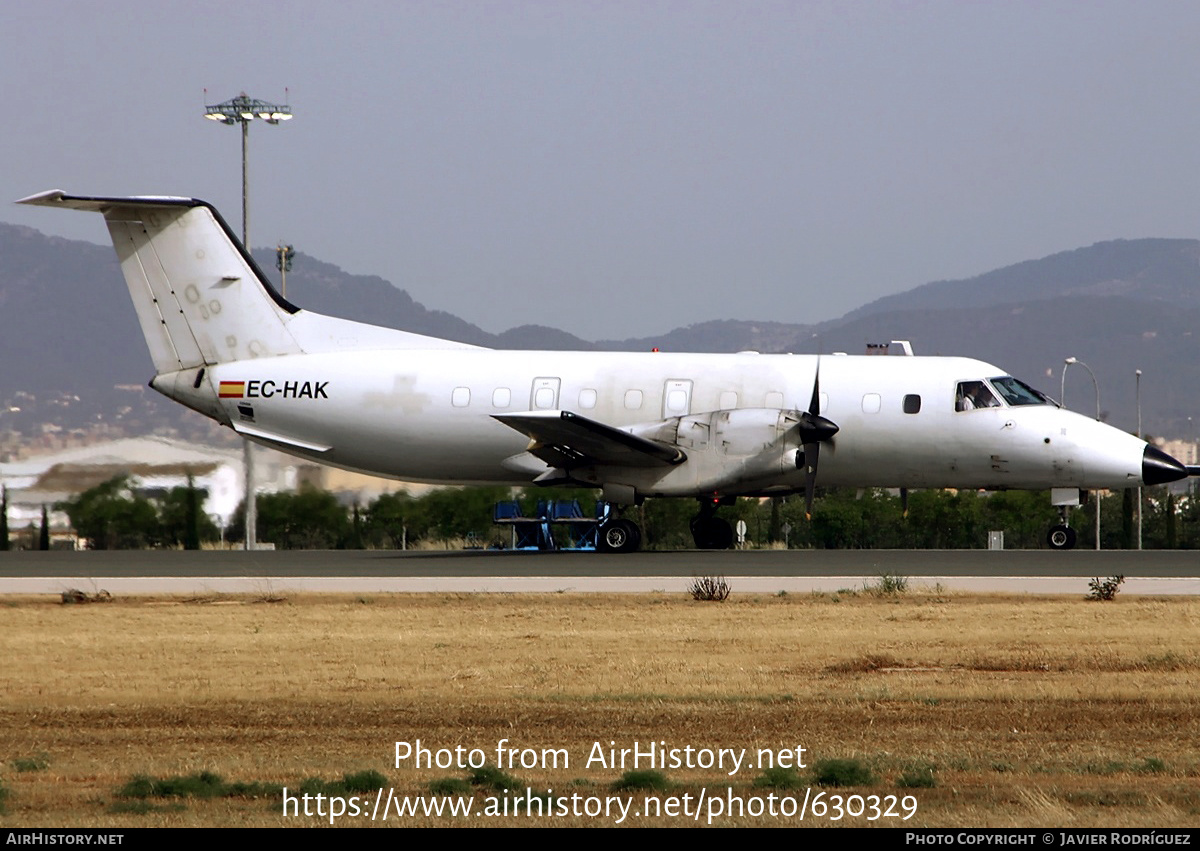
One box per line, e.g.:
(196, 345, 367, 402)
(19, 475, 1200, 550)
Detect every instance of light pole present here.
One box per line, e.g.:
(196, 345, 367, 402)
(1191, 416, 1196, 498)
(276, 244, 295, 299)
(204, 91, 292, 550)
(1136, 369, 1143, 550)
(1061, 357, 1101, 550)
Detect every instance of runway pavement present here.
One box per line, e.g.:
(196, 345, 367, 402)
(1, 548, 1197, 595)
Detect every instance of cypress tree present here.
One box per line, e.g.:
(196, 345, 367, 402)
(349, 502, 365, 550)
(768, 497, 783, 543)
(183, 475, 201, 550)
(39, 504, 50, 550)
(0, 486, 9, 551)
(1121, 489, 1134, 549)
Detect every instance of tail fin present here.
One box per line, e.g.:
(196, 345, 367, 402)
(18, 191, 303, 373)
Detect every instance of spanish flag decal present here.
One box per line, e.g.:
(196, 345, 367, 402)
(218, 381, 245, 399)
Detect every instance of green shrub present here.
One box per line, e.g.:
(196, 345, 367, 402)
(753, 766, 804, 789)
(896, 765, 937, 788)
(117, 771, 225, 799)
(469, 765, 520, 791)
(118, 771, 282, 800)
(342, 769, 388, 793)
(429, 777, 472, 795)
(1087, 575, 1125, 601)
(688, 575, 731, 601)
(107, 800, 186, 815)
(13, 754, 49, 772)
(812, 758, 874, 787)
(611, 770, 671, 791)
(866, 573, 908, 595)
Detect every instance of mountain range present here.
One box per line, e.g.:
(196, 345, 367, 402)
(1, 222, 1197, 439)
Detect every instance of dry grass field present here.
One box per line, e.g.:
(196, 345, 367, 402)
(1, 586, 1198, 827)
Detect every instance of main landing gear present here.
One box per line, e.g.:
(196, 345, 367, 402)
(598, 515, 641, 554)
(691, 499, 734, 550)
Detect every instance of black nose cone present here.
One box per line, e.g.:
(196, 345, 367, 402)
(1142, 445, 1187, 486)
(798, 412, 839, 444)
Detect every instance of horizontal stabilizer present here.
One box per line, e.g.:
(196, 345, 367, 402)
(18, 190, 198, 212)
(494, 410, 686, 469)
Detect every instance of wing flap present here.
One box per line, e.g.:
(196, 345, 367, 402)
(493, 410, 685, 469)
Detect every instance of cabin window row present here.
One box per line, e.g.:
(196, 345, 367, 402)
(449, 387, 786, 411)
(453, 387, 926, 415)
(451, 386, 693, 410)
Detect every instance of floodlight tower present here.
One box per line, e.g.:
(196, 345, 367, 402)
(203, 91, 293, 550)
(203, 91, 292, 247)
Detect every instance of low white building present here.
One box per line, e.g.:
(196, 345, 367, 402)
(1, 437, 277, 531)
(0, 436, 438, 545)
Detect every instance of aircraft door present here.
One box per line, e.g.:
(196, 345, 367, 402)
(662, 379, 693, 418)
(530, 377, 561, 410)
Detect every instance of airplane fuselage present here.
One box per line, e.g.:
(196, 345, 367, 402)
(155, 348, 1150, 498)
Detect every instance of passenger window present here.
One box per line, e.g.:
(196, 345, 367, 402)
(765, 391, 784, 408)
(492, 387, 510, 408)
(579, 388, 597, 409)
(624, 389, 643, 410)
(903, 394, 921, 414)
(452, 387, 470, 407)
(666, 389, 688, 413)
(534, 387, 555, 409)
(956, 381, 1000, 411)
(862, 393, 881, 414)
(719, 391, 738, 410)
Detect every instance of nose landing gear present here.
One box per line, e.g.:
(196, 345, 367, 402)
(1047, 504, 1077, 550)
(1047, 524, 1077, 550)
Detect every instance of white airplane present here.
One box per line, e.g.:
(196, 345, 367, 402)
(19, 190, 1193, 551)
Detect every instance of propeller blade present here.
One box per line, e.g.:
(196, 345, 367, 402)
(800, 358, 837, 519)
(809, 359, 821, 417)
(804, 442, 818, 519)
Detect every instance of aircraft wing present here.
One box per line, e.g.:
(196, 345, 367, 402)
(493, 410, 686, 469)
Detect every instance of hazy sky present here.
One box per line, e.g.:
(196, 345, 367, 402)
(4, 1, 1200, 340)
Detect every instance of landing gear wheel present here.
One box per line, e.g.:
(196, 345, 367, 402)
(1047, 525, 1077, 550)
(599, 518, 641, 553)
(690, 517, 734, 550)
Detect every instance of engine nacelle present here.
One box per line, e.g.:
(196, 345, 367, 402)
(712, 408, 801, 456)
(627, 408, 808, 495)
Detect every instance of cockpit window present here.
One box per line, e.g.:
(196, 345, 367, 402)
(955, 381, 1001, 411)
(990, 376, 1052, 406)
